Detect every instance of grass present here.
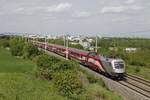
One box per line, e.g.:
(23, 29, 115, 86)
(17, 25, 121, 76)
(82, 83, 123, 100)
(0, 48, 35, 73)
(0, 47, 66, 100)
(127, 65, 150, 80)
(0, 73, 67, 100)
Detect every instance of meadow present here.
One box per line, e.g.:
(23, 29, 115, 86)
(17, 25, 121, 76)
(0, 48, 66, 100)
(0, 48, 35, 73)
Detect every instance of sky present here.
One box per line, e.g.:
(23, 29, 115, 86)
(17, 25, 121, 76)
(0, 0, 150, 37)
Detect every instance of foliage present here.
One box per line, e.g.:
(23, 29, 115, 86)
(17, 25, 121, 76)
(51, 60, 78, 72)
(36, 55, 83, 98)
(9, 38, 25, 56)
(36, 54, 60, 69)
(53, 70, 83, 97)
(69, 44, 84, 50)
(23, 43, 40, 59)
(36, 54, 60, 79)
(135, 66, 141, 73)
(81, 84, 123, 100)
(0, 48, 35, 73)
(48, 39, 64, 46)
(0, 39, 10, 48)
(0, 73, 67, 100)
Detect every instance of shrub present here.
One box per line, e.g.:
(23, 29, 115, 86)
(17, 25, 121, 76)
(135, 66, 140, 73)
(130, 60, 146, 66)
(1, 39, 10, 48)
(36, 54, 60, 79)
(9, 38, 25, 56)
(53, 70, 83, 97)
(36, 54, 60, 69)
(85, 72, 106, 88)
(23, 43, 39, 59)
(51, 60, 78, 72)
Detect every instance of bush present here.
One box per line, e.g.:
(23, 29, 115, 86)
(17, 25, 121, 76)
(10, 38, 25, 56)
(0, 39, 10, 48)
(36, 54, 60, 79)
(129, 60, 146, 66)
(84, 72, 106, 88)
(135, 66, 140, 73)
(51, 60, 78, 72)
(53, 70, 83, 97)
(36, 55, 83, 98)
(36, 54, 60, 69)
(23, 43, 39, 59)
(81, 84, 123, 100)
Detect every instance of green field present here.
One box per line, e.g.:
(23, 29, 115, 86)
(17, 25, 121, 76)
(127, 65, 150, 80)
(0, 73, 67, 100)
(0, 48, 66, 100)
(0, 48, 35, 73)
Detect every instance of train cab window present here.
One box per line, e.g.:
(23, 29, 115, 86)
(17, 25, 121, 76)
(88, 52, 97, 57)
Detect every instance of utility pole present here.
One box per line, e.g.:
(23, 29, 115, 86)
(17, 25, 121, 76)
(66, 34, 68, 60)
(22, 33, 24, 40)
(26, 33, 29, 43)
(95, 35, 98, 52)
(45, 35, 47, 52)
(64, 34, 66, 47)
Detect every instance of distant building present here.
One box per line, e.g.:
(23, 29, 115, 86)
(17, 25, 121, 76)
(109, 47, 118, 51)
(125, 48, 137, 53)
(87, 38, 94, 43)
(70, 42, 79, 45)
(82, 42, 91, 48)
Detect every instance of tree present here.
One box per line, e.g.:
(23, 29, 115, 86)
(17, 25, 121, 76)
(23, 43, 39, 59)
(9, 38, 25, 56)
(36, 54, 60, 79)
(53, 70, 83, 97)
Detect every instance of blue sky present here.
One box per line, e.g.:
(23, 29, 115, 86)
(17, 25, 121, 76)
(0, 0, 150, 37)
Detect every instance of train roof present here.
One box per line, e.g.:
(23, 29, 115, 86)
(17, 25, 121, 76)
(48, 43, 88, 55)
(69, 48, 88, 55)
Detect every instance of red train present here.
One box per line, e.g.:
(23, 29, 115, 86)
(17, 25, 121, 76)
(34, 41, 125, 79)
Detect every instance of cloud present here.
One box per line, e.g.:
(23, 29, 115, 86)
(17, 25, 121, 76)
(101, 5, 143, 13)
(0, 12, 4, 15)
(9, 3, 72, 15)
(47, 3, 72, 12)
(129, 5, 143, 10)
(101, 6, 125, 13)
(14, 7, 25, 12)
(111, 17, 130, 22)
(125, 0, 135, 4)
(72, 11, 91, 18)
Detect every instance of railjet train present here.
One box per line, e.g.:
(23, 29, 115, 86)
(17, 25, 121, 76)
(34, 41, 125, 79)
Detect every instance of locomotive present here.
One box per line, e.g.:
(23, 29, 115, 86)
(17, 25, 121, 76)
(34, 41, 125, 79)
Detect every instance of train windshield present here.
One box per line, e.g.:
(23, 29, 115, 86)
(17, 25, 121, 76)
(88, 52, 97, 56)
(114, 61, 124, 69)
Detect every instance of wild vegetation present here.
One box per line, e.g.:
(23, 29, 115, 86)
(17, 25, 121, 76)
(0, 36, 122, 100)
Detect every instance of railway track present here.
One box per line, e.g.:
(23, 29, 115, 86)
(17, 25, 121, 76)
(118, 74, 150, 98)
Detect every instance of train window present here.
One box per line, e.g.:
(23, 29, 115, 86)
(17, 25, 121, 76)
(114, 62, 124, 69)
(88, 52, 97, 57)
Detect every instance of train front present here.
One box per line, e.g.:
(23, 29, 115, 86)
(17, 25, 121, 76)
(100, 56, 125, 79)
(111, 59, 125, 79)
